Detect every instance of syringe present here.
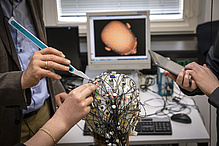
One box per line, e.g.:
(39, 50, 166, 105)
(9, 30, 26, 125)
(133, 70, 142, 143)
(8, 17, 90, 80)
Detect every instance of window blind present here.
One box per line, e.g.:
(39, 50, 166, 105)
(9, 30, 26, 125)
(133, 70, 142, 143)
(57, 0, 183, 20)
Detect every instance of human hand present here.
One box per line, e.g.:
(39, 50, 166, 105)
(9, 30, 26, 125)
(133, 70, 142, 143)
(164, 69, 197, 92)
(185, 62, 219, 97)
(24, 83, 97, 145)
(53, 83, 97, 130)
(21, 47, 71, 89)
(55, 92, 68, 107)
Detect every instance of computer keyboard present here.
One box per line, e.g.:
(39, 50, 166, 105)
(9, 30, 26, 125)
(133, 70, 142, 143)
(83, 116, 172, 136)
(83, 123, 91, 136)
(135, 116, 172, 135)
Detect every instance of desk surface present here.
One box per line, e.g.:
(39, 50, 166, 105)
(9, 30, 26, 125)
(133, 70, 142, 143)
(58, 69, 209, 145)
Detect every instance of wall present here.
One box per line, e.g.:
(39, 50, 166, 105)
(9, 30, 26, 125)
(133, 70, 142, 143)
(199, 0, 219, 24)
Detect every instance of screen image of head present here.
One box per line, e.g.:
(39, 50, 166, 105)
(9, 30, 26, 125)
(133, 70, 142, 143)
(87, 11, 151, 71)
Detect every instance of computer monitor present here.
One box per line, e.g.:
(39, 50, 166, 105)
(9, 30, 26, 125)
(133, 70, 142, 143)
(46, 26, 81, 77)
(86, 11, 151, 71)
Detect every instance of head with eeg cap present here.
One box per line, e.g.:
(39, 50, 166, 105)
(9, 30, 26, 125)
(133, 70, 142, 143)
(85, 71, 140, 145)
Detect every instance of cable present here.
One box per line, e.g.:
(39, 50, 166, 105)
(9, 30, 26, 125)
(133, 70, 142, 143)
(210, 0, 213, 46)
(76, 123, 84, 131)
(140, 76, 155, 92)
(19, 109, 35, 138)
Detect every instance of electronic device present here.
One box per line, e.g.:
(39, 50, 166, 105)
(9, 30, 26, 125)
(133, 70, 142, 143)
(171, 113, 192, 124)
(84, 116, 172, 136)
(157, 68, 174, 96)
(86, 11, 151, 71)
(46, 26, 89, 79)
(149, 50, 184, 76)
(135, 116, 172, 135)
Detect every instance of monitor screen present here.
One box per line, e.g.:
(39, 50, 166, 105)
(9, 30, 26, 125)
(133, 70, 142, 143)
(46, 26, 81, 77)
(87, 11, 151, 71)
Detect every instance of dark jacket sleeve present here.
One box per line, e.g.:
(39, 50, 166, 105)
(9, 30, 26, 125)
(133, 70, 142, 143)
(206, 28, 219, 79)
(0, 3, 31, 109)
(14, 143, 26, 146)
(206, 29, 219, 108)
(179, 86, 204, 96)
(208, 87, 219, 109)
(0, 71, 31, 109)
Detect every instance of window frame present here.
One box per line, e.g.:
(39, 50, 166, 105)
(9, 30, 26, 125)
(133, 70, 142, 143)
(43, 0, 199, 36)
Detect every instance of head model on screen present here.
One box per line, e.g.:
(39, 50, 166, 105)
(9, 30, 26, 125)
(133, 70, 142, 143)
(101, 21, 138, 56)
(85, 71, 140, 146)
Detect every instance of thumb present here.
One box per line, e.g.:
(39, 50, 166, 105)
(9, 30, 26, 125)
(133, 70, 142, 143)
(203, 64, 207, 67)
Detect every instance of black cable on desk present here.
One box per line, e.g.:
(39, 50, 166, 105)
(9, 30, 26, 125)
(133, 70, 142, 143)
(140, 76, 155, 92)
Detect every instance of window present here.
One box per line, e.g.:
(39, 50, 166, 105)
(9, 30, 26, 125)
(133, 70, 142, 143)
(43, 0, 199, 35)
(57, 0, 183, 22)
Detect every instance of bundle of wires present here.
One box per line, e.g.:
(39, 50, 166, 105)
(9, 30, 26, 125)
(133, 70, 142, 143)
(85, 71, 140, 145)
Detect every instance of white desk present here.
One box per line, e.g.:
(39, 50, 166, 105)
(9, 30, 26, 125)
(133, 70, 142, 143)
(58, 69, 209, 145)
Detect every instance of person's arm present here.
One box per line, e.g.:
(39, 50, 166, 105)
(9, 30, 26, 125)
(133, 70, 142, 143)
(185, 62, 219, 97)
(0, 71, 31, 108)
(23, 83, 97, 146)
(208, 87, 219, 109)
(206, 40, 219, 79)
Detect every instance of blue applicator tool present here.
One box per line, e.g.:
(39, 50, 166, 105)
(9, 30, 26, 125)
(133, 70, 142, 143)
(8, 17, 90, 80)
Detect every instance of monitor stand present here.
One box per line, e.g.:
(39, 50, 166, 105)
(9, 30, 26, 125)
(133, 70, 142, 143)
(83, 66, 139, 87)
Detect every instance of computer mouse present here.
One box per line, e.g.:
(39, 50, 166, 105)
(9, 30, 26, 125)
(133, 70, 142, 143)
(171, 113, 192, 124)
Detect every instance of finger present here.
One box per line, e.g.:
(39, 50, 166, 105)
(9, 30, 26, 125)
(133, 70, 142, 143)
(70, 84, 92, 94)
(40, 47, 66, 57)
(83, 106, 92, 116)
(40, 60, 69, 71)
(176, 69, 185, 86)
(185, 62, 198, 69)
(164, 70, 177, 81)
(190, 79, 197, 90)
(186, 70, 196, 79)
(69, 83, 96, 98)
(56, 97, 62, 107)
(185, 62, 201, 73)
(182, 71, 191, 88)
(40, 69, 62, 80)
(56, 93, 67, 107)
(41, 54, 71, 65)
(79, 84, 98, 98)
(84, 96, 94, 106)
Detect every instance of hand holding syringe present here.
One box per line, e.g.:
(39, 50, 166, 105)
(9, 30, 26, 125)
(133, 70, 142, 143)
(8, 17, 90, 80)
